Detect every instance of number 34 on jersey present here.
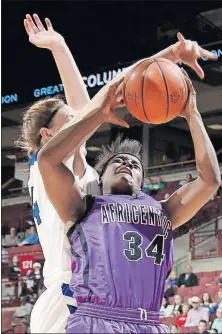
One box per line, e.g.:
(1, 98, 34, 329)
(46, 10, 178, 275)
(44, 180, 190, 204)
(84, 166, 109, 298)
(123, 231, 165, 265)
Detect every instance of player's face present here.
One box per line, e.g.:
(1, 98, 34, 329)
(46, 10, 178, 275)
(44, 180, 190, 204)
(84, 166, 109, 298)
(50, 105, 74, 135)
(101, 154, 143, 196)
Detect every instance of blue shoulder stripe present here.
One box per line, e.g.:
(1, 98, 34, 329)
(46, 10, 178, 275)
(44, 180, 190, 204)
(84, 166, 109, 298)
(29, 153, 38, 166)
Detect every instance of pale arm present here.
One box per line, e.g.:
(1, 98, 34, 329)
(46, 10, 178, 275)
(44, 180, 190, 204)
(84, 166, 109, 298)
(50, 39, 90, 111)
(25, 14, 90, 111)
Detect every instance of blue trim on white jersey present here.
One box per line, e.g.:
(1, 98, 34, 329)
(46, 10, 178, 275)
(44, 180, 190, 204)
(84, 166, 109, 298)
(29, 153, 38, 166)
(61, 283, 77, 314)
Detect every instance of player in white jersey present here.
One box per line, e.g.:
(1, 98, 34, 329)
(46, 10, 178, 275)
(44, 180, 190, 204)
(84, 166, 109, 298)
(18, 14, 100, 333)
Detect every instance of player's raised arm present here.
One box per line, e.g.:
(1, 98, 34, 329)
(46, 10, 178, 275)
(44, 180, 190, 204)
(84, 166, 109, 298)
(24, 14, 93, 179)
(24, 14, 89, 111)
(111, 32, 218, 85)
(37, 78, 128, 223)
(162, 71, 220, 230)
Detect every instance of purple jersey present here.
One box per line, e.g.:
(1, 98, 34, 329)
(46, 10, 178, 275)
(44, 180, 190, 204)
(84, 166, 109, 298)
(68, 191, 173, 312)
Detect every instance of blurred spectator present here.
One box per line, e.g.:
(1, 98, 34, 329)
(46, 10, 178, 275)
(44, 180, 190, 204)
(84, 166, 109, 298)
(216, 273, 222, 285)
(201, 292, 217, 314)
(185, 296, 209, 327)
(188, 297, 193, 307)
(170, 324, 179, 333)
(211, 308, 222, 333)
(179, 174, 193, 187)
(160, 297, 173, 317)
(163, 153, 174, 165)
(164, 193, 170, 200)
(171, 294, 183, 316)
(162, 143, 178, 165)
(165, 270, 178, 298)
(2, 227, 19, 247)
(215, 290, 222, 308)
(2, 247, 9, 263)
(198, 320, 210, 334)
(153, 176, 165, 191)
(12, 296, 32, 333)
(20, 281, 31, 298)
(142, 178, 154, 194)
(18, 226, 39, 246)
(13, 296, 32, 318)
(8, 255, 20, 280)
(17, 231, 25, 242)
(178, 264, 198, 287)
(175, 303, 191, 327)
(27, 262, 43, 297)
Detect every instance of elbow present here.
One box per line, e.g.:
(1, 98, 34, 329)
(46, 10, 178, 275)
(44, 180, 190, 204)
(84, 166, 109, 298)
(207, 178, 220, 193)
(210, 173, 221, 189)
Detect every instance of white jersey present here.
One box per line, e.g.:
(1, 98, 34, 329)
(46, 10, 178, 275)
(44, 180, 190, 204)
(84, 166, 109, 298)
(28, 152, 100, 288)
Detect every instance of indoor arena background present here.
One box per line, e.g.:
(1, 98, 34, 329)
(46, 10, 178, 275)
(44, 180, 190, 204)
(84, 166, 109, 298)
(1, 2, 222, 333)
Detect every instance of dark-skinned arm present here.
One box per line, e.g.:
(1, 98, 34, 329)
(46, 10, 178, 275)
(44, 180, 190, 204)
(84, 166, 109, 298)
(163, 74, 220, 230)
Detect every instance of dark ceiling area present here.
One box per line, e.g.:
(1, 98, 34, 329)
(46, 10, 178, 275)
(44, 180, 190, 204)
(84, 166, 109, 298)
(2, 1, 222, 98)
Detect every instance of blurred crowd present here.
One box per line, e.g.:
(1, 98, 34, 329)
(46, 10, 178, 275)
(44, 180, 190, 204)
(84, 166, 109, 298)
(160, 265, 222, 333)
(143, 174, 222, 201)
(2, 225, 39, 248)
(2, 255, 44, 333)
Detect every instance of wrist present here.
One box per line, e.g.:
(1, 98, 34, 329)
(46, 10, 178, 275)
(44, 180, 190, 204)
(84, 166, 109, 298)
(50, 37, 66, 52)
(185, 109, 200, 122)
(171, 42, 181, 63)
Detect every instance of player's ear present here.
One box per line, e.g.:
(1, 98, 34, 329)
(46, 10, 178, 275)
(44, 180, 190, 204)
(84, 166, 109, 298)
(40, 127, 52, 141)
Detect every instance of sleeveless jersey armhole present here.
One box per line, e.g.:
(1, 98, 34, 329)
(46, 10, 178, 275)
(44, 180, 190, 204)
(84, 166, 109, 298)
(67, 194, 96, 238)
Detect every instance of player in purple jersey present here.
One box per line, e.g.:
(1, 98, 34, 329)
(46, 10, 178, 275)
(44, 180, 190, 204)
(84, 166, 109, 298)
(37, 68, 220, 332)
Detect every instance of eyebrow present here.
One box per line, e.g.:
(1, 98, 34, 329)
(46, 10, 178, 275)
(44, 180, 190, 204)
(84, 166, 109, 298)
(114, 155, 142, 167)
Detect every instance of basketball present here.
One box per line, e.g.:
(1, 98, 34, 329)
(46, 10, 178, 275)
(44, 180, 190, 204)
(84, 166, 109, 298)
(123, 58, 188, 124)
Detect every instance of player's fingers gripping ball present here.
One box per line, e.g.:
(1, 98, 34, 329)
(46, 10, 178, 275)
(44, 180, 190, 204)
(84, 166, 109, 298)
(123, 58, 188, 124)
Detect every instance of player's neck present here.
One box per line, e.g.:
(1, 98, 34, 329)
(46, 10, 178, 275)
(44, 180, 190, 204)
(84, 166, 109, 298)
(102, 188, 137, 197)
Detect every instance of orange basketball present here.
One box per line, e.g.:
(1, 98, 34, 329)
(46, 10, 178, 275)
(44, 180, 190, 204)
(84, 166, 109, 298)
(123, 58, 188, 124)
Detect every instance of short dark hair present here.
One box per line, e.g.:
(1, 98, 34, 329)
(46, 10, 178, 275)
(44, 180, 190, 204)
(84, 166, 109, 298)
(95, 134, 142, 176)
(199, 320, 207, 325)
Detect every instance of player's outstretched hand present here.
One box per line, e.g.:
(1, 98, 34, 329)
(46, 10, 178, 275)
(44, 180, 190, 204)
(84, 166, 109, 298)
(179, 68, 198, 119)
(172, 32, 218, 79)
(24, 14, 64, 50)
(97, 78, 129, 128)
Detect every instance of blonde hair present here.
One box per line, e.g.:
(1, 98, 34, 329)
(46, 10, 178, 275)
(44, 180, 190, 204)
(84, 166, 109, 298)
(15, 97, 65, 156)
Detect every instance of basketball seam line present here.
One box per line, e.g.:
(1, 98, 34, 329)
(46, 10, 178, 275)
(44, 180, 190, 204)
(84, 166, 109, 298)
(155, 61, 169, 122)
(182, 75, 189, 110)
(124, 59, 154, 123)
(158, 60, 188, 114)
(123, 58, 151, 109)
(141, 63, 154, 123)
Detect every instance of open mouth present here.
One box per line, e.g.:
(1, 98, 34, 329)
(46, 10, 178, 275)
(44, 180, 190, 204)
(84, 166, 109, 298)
(116, 167, 132, 176)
